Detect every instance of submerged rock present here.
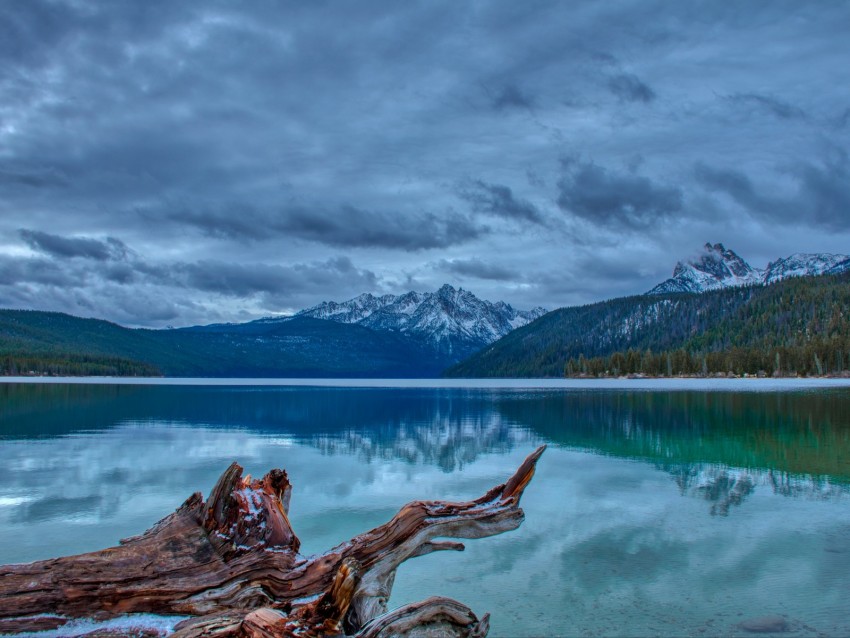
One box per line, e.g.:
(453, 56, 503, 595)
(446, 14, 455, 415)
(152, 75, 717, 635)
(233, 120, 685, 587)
(737, 615, 789, 633)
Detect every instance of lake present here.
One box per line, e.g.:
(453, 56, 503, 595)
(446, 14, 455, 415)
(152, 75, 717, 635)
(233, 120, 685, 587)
(1, 379, 849, 637)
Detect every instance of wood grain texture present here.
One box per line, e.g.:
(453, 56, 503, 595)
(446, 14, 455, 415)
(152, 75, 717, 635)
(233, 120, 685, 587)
(0, 446, 545, 637)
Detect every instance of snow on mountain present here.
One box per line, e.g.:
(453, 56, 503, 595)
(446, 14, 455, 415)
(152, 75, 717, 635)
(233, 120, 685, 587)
(827, 257, 850, 275)
(764, 253, 849, 284)
(295, 292, 405, 324)
(648, 243, 762, 294)
(297, 284, 546, 357)
(648, 243, 850, 295)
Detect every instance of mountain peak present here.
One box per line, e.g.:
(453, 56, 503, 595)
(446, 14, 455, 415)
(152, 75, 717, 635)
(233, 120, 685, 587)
(649, 244, 850, 295)
(649, 242, 761, 295)
(296, 285, 547, 361)
(763, 252, 850, 284)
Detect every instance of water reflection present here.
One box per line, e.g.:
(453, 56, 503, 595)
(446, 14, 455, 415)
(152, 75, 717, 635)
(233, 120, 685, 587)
(495, 389, 850, 481)
(4, 385, 850, 478)
(3, 384, 850, 517)
(1, 384, 543, 477)
(1, 383, 850, 636)
(664, 464, 756, 516)
(311, 415, 530, 472)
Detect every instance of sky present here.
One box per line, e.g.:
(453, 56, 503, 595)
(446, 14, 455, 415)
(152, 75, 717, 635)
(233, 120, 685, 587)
(1, 1, 849, 327)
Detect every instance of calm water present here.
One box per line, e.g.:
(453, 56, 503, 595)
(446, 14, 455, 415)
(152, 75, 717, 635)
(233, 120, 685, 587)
(1, 381, 849, 637)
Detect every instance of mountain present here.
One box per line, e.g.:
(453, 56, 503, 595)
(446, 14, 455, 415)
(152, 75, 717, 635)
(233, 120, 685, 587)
(0, 285, 542, 377)
(0, 311, 447, 377)
(648, 243, 850, 295)
(295, 284, 546, 361)
(648, 243, 763, 294)
(446, 270, 850, 378)
(174, 315, 450, 376)
(764, 253, 849, 284)
(11, 254, 850, 379)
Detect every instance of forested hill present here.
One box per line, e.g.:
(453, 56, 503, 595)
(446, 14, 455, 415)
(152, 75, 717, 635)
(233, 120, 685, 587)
(0, 310, 447, 377)
(445, 272, 850, 378)
(0, 311, 169, 376)
(7, 271, 850, 378)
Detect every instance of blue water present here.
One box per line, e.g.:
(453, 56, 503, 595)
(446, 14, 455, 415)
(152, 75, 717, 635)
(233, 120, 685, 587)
(1, 380, 849, 637)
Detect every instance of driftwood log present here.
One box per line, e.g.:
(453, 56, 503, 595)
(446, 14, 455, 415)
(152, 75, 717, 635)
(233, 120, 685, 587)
(0, 446, 545, 637)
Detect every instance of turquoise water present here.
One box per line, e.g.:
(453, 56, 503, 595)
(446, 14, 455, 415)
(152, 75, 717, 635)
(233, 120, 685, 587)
(1, 382, 849, 636)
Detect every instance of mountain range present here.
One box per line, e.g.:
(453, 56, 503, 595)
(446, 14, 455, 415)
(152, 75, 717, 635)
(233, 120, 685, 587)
(294, 284, 546, 360)
(648, 243, 850, 295)
(3, 244, 850, 378)
(0, 285, 544, 377)
(447, 266, 850, 378)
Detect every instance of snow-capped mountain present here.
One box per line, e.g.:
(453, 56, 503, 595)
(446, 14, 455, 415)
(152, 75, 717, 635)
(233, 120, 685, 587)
(648, 243, 850, 295)
(297, 284, 546, 359)
(297, 292, 423, 323)
(648, 243, 762, 294)
(763, 253, 849, 284)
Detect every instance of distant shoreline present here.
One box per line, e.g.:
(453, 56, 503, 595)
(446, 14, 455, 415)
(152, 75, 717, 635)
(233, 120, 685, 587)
(2, 376, 850, 391)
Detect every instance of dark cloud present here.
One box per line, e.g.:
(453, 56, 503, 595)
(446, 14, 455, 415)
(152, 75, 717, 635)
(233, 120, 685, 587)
(0, 167, 68, 188)
(590, 51, 618, 65)
(137, 204, 271, 242)
(795, 158, 850, 229)
(0, 1, 848, 321)
(608, 73, 656, 103)
(695, 158, 850, 230)
(725, 93, 806, 120)
(102, 262, 137, 284)
(1, 232, 381, 325)
(557, 159, 683, 229)
(0, 273, 189, 325)
(436, 258, 514, 281)
(491, 85, 535, 111)
(0, 254, 78, 287)
(175, 256, 378, 297)
(458, 180, 546, 225)
(275, 207, 485, 251)
(694, 164, 766, 210)
(20, 230, 129, 261)
(142, 204, 484, 251)
(526, 170, 545, 189)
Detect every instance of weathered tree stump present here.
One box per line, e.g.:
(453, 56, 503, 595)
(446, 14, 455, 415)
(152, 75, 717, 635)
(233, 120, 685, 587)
(0, 446, 545, 637)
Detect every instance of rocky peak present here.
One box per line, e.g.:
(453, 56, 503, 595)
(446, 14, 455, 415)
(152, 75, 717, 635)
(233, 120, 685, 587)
(763, 253, 850, 284)
(649, 243, 850, 295)
(296, 285, 547, 359)
(649, 242, 761, 295)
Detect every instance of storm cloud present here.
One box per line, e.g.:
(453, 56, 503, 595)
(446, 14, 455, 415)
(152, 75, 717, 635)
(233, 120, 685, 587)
(21, 230, 129, 261)
(0, 234, 380, 325)
(458, 180, 546, 225)
(174, 257, 378, 298)
(557, 159, 683, 229)
(608, 74, 656, 103)
(725, 93, 806, 120)
(695, 157, 850, 231)
(491, 85, 536, 111)
(0, 167, 69, 189)
(146, 205, 484, 250)
(273, 208, 485, 251)
(1, 1, 848, 324)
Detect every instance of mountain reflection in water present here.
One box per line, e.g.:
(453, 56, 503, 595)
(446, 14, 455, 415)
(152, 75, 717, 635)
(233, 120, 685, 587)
(1, 382, 849, 636)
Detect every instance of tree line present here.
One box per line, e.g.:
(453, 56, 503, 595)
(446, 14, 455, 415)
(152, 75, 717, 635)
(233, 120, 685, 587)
(564, 339, 850, 378)
(1, 353, 161, 377)
(447, 272, 850, 378)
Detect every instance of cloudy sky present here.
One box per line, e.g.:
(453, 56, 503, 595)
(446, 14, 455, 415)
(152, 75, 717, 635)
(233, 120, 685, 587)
(1, 1, 848, 326)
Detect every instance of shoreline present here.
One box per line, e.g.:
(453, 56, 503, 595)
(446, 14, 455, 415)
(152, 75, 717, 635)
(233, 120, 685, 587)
(3, 376, 850, 391)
